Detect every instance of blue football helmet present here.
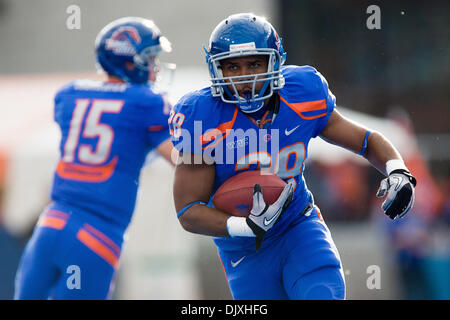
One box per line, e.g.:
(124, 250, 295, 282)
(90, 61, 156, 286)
(95, 17, 172, 84)
(205, 13, 286, 113)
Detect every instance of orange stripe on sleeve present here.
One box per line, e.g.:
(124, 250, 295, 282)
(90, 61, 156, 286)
(200, 107, 238, 150)
(316, 208, 324, 222)
(45, 209, 70, 220)
(37, 216, 67, 230)
(148, 125, 165, 132)
(76, 229, 119, 269)
(280, 96, 328, 120)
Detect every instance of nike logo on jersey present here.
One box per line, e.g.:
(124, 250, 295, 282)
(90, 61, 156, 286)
(263, 207, 282, 226)
(231, 256, 246, 267)
(285, 125, 300, 136)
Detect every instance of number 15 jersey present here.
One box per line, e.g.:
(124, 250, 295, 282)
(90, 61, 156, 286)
(51, 80, 170, 232)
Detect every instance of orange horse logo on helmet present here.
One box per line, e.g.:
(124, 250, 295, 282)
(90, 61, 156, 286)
(105, 26, 142, 56)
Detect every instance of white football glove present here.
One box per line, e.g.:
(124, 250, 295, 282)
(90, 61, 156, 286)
(246, 182, 294, 250)
(376, 169, 417, 220)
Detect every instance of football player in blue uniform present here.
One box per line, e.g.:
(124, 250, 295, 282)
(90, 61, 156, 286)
(170, 13, 417, 300)
(14, 17, 175, 299)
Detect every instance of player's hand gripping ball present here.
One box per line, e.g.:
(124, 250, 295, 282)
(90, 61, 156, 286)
(212, 170, 288, 217)
(213, 170, 294, 250)
(246, 181, 294, 250)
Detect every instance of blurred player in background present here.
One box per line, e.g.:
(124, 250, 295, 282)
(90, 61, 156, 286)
(170, 13, 417, 299)
(14, 17, 175, 299)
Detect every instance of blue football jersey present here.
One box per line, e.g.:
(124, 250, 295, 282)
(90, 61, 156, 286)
(51, 80, 171, 231)
(170, 65, 336, 251)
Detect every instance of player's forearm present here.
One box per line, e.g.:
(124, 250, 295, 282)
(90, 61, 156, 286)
(157, 139, 176, 167)
(178, 204, 230, 237)
(364, 131, 403, 175)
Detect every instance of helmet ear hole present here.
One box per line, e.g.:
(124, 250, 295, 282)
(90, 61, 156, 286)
(133, 54, 143, 66)
(125, 61, 135, 70)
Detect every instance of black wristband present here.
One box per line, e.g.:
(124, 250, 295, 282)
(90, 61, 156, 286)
(245, 218, 266, 237)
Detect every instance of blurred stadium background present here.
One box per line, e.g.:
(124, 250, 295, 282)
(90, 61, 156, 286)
(0, 0, 448, 299)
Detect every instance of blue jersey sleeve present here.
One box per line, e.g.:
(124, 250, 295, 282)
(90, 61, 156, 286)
(170, 88, 220, 155)
(141, 89, 171, 148)
(53, 82, 75, 125)
(54, 91, 62, 124)
(148, 128, 170, 149)
(280, 65, 337, 138)
(312, 70, 336, 138)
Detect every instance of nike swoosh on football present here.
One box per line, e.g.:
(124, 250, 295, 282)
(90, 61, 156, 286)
(263, 208, 282, 226)
(285, 125, 300, 136)
(231, 256, 246, 267)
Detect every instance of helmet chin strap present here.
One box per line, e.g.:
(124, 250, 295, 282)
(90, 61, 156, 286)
(237, 78, 271, 113)
(238, 99, 265, 113)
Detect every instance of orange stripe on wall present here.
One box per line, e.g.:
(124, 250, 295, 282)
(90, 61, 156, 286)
(76, 229, 119, 269)
(280, 96, 328, 120)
